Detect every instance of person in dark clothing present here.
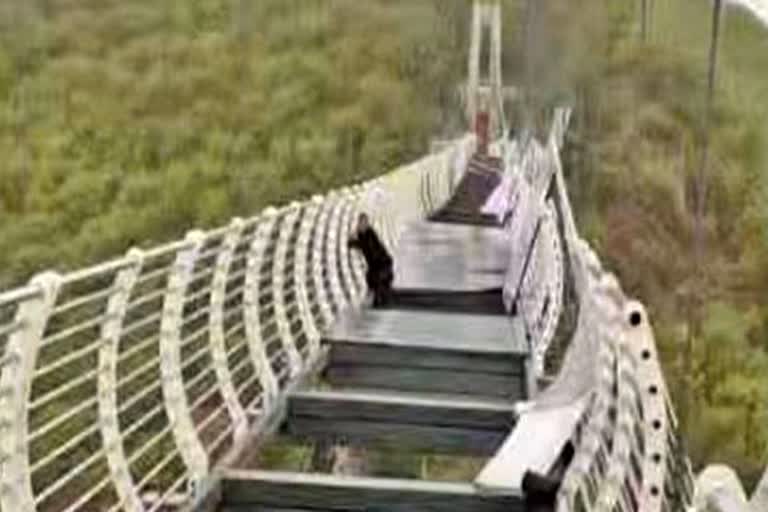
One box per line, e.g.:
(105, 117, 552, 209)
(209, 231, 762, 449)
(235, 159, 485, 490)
(348, 213, 394, 307)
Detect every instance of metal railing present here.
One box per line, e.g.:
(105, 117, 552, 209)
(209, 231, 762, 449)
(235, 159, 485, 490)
(0, 135, 474, 512)
(495, 108, 696, 511)
(0, 103, 758, 512)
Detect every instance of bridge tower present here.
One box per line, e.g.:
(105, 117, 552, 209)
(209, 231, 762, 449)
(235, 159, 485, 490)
(466, 0, 505, 153)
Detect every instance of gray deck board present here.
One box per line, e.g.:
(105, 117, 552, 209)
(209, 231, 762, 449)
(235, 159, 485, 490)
(325, 365, 524, 400)
(221, 470, 523, 511)
(325, 310, 526, 355)
(323, 305, 526, 401)
(286, 419, 506, 456)
(329, 342, 523, 375)
(284, 389, 515, 455)
(289, 389, 516, 425)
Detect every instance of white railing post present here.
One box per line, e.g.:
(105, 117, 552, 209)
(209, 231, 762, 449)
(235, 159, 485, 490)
(0, 273, 60, 512)
(244, 213, 280, 410)
(311, 196, 335, 328)
(596, 282, 636, 510)
(209, 219, 249, 444)
(98, 250, 145, 512)
(159, 231, 209, 501)
(628, 301, 671, 508)
(436, 150, 452, 207)
(466, 0, 482, 125)
(527, 202, 564, 377)
(325, 193, 348, 311)
(272, 204, 303, 378)
(419, 160, 434, 216)
(429, 155, 443, 210)
(295, 198, 322, 357)
(381, 171, 414, 244)
(338, 189, 363, 305)
(557, 272, 620, 510)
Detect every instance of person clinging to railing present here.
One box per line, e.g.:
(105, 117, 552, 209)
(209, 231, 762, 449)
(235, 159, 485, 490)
(348, 213, 393, 307)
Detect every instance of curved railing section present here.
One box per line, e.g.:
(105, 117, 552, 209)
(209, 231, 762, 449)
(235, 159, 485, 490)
(498, 114, 568, 379)
(492, 109, 698, 511)
(0, 135, 473, 512)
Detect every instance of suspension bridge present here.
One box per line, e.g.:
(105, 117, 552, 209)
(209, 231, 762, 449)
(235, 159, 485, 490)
(0, 2, 765, 511)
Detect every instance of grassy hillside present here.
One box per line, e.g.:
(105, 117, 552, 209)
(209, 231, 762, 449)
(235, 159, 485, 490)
(0, 0, 470, 287)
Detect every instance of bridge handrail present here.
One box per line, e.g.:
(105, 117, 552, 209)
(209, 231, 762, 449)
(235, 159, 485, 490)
(501, 115, 569, 379)
(536, 122, 695, 511)
(0, 135, 473, 512)
(495, 109, 695, 511)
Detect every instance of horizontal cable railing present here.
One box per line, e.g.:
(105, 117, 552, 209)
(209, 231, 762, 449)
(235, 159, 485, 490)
(0, 134, 474, 512)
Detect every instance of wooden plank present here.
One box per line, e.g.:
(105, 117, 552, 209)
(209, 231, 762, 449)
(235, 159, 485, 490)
(221, 470, 523, 511)
(325, 365, 525, 400)
(474, 396, 589, 495)
(285, 418, 506, 456)
(288, 389, 516, 429)
(329, 342, 524, 376)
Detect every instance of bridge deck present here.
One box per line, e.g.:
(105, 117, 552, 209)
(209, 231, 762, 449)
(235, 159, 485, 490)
(218, 163, 529, 511)
(323, 263, 527, 400)
(326, 309, 525, 354)
(394, 222, 510, 291)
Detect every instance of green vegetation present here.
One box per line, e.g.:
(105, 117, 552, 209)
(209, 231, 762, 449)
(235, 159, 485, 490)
(547, 0, 768, 489)
(1, 0, 766, 491)
(0, 0, 469, 287)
